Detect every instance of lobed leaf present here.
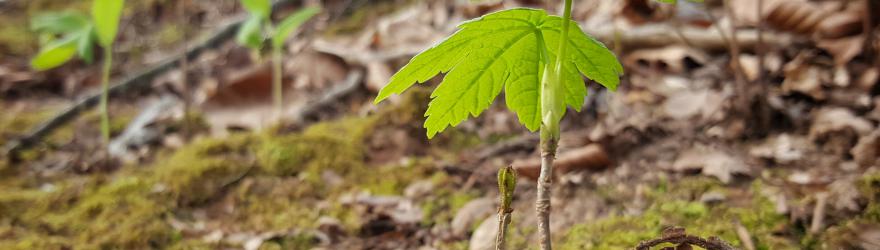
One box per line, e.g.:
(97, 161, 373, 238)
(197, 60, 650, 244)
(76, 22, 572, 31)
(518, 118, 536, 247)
(375, 8, 622, 138)
(92, 0, 124, 47)
(271, 7, 320, 49)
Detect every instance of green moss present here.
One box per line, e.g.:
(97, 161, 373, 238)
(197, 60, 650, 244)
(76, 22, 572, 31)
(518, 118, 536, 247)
(0, 103, 60, 145)
(153, 134, 256, 205)
(49, 176, 176, 249)
(0, 87, 449, 248)
(257, 117, 374, 178)
(0, 16, 35, 55)
(559, 180, 794, 250)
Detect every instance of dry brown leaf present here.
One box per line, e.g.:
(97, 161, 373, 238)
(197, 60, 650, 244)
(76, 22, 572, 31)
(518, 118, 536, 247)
(749, 134, 808, 165)
(809, 107, 873, 143)
(662, 89, 723, 120)
(817, 35, 865, 67)
(851, 130, 880, 167)
(365, 61, 392, 93)
(764, 0, 841, 34)
(729, 0, 785, 27)
(623, 46, 707, 74)
(856, 68, 879, 92)
(781, 55, 826, 100)
(816, 10, 864, 39)
(672, 147, 751, 184)
(513, 144, 610, 181)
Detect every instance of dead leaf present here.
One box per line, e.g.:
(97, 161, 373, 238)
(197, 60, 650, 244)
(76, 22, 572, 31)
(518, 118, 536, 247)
(856, 68, 878, 92)
(624, 46, 708, 74)
(729, 0, 785, 27)
(365, 61, 392, 93)
(829, 177, 862, 212)
(816, 10, 864, 39)
(782, 55, 826, 100)
(672, 147, 751, 183)
(749, 134, 808, 165)
(201, 64, 275, 132)
(851, 130, 880, 167)
(109, 96, 180, 163)
(513, 144, 611, 181)
(869, 97, 880, 122)
(663, 89, 724, 120)
(809, 107, 873, 141)
(764, 0, 841, 34)
(817, 35, 865, 66)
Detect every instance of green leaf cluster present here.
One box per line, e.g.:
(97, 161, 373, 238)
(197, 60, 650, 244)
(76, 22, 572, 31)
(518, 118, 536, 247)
(374, 8, 622, 138)
(30, 0, 124, 70)
(236, 0, 320, 50)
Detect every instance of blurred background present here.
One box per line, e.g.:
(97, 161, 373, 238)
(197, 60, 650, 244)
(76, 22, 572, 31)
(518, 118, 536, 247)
(1, 0, 879, 249)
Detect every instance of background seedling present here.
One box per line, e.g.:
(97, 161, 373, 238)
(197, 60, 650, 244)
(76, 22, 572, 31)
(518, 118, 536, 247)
(236, 0, 320, 118)
(30, 0, 124, 147)
(496, 166, 517, 250)
(373, 1, 622, 249)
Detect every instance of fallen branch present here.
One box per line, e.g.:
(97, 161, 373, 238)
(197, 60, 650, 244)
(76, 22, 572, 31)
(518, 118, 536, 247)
(292, 69, 364, 125)
(590, 24, 794, 51)
(635, 226, 737, 250)
(4, 1, 299, 159)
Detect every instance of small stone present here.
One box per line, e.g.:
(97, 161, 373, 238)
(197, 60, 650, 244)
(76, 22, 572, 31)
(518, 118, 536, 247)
(452, 197, 496, 237)
(404, 180, 435, 199)
(700, 191, 726, 204)
(468, 214, 498, 250)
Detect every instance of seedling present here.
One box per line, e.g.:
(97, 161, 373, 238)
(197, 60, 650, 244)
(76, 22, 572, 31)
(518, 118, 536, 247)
(236, 0, 320, 118)
(30, 0, 125, 146)
(374, 1, 622, 249)
(496, 166, 517, 250)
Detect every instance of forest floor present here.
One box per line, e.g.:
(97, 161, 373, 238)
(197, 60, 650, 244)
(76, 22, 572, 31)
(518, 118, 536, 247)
(1, 0, 879, 249)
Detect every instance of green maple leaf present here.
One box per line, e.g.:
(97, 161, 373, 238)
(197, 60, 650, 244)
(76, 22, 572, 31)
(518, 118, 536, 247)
(374, 8, 622, 138)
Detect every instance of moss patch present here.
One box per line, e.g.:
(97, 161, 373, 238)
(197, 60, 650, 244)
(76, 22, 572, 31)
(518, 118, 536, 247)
(558, 180, 795, 250)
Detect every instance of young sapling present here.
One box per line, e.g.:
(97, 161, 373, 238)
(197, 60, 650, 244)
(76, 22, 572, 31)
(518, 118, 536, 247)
(236, 0, 320, 118)
(30, 0, 125, 147)
(373, 1, 622, 249)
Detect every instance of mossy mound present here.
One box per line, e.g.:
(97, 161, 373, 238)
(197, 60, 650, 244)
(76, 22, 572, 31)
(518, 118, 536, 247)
(0, 88, 445, 249)
(558, 180, 795, 250)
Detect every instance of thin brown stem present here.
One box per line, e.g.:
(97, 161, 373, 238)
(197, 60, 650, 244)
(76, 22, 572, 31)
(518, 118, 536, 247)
(756, 0, 765, 83)
(99, 45, 113, 147)
(179, 0, 192, 138)
(272, 45, 284, 120)
(495, 212, 511, 250)
(536, 146, 555, 250)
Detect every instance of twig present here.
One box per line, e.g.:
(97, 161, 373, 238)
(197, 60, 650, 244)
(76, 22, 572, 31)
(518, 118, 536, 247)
(4, 1, 300, 159)
(292, 69, 364, 125)
(733, 219, 756, 250)
(179, 0, 193, 139)
(720, 0, 749, 115)
(635, 227, 736, 250)
(671, 2, 697, 48)
(810, 192, 828, 234)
